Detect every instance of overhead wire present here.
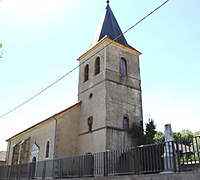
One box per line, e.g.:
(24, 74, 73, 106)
(0, 0, 169, 119)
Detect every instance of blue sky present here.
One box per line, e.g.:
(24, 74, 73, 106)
(0, 0, 200, 150)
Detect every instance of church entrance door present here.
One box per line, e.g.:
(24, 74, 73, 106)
(29, 143, 39, 179)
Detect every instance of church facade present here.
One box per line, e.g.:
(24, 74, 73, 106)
(6, 2, 143, 165)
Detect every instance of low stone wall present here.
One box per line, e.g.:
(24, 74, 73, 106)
(61, 171, 200, 180)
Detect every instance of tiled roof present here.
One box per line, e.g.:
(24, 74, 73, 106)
(0, 151, 6, 162)
(7, 101, 82, 141)
(91, 3, 136, 51)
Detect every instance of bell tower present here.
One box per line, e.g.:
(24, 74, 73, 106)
(77, 1, 143, 154)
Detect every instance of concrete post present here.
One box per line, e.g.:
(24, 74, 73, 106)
(163, 124, 175, 172)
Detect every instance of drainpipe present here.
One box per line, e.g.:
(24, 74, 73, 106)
(104, 43, 107, 152)
(52, 117, 57, 160)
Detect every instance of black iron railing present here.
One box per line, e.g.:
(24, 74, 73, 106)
(0, 136, 200, 179)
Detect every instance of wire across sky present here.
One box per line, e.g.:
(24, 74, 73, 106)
(0, 0, 169, 119)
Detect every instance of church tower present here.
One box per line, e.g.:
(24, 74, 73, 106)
(77, 1, 143, 154)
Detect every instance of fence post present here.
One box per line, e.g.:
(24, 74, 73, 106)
(79, 155, 83, 178)
(17, 164, 20, 180)
(175, 139, 181, 172)
(133, 147, 138, 175)
(58, 158, 63, 178)
(27, 163, 31, 179)
(7, 165, 11, 180)
(104, 150, 108, 176)
(42, 161, 46, 179)
(172, 141, 177, 172)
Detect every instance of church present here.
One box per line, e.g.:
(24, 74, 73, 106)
(6, 1, 143, 165)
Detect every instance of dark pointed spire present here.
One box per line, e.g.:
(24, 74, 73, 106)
(91, 2, 135, 50)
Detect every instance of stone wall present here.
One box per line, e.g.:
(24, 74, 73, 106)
(79, 128, 106, 155)
(55, 103, 81, 158)
(61, 171, 200, 180)
(6, 119, 55, 165)
(77, 40, 143, 154)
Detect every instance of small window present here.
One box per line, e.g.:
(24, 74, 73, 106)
(88, 116, 93, 132)
(89, 93, 93, 99)
(94, 57, 100, 75)
(123, 115, 129, 130)
(84, 64, 89, 81)
(45, 140, 50, 158)
(120, 58, 127, 76)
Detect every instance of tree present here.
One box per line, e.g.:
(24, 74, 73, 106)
(144, 119, 157, 144)
(128, 121, 144, 145)
(129, 119, 157, 145)
(154, 129, 195, 145)
(174, 130, 194, 146)
(180, 129, 193, 139)
(154, 131, 164, 143)
(173, 132, 181, 140)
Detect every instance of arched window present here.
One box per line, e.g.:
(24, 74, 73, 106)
(94, 57, 100, 75)
(45, 140, 50, 158)
(123, 115, 129, 130)
(120, 58, 127, 76)
(84, 64, 89, 81)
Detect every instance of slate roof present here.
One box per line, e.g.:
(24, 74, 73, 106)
(91, 2, 136, 51)
(0, 151, 6, 162)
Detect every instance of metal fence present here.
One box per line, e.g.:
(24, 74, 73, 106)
(0, 136, 200, 179)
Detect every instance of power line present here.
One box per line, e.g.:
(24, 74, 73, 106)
(0, 0, 169, 119)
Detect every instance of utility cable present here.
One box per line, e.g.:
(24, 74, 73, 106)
(0, 0, 169, 119)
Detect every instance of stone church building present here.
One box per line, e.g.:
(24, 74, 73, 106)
(6, 2, 143, 165)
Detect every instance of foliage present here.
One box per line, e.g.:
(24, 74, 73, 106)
(128, 121, 144, 145)
(173, 130, 194, 146)
(128, 119, 157, 145)
(194, 131, 200, 136)
(144, 119, 157, 144)
(153, 129, 195, 145)
(180, 129, 193, 139)
(180, 154, 198, 162)
(173, 132, 182, 140)
(154, 131, 164, 143)
(193, 132, 200, 152)
(129, 118, 198, 147)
